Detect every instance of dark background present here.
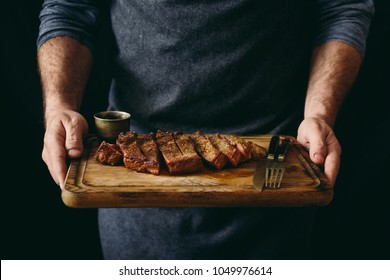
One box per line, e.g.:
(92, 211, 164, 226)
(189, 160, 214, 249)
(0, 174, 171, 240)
(1, 1, 389, 260)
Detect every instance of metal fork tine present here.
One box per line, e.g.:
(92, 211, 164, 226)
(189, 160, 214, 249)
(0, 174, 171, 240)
(273, 168, 279, 188)
(272, 173, 276, 188)
(270, 169, 275, 188)
(277, 168, 285, 188)
(269, 168, 275, 187)
(274, 167, 278, 187)
(273, 168, 281, 188)
(264, 135, 280, 189)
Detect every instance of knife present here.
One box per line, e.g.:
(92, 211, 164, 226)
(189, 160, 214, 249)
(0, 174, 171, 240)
(252, 135, 279, 191)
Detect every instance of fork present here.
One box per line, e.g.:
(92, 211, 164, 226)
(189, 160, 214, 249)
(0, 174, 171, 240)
(265, 136, 290, 188)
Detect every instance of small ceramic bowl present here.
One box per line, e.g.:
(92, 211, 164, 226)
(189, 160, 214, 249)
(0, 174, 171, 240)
(94, 111, 131, 141)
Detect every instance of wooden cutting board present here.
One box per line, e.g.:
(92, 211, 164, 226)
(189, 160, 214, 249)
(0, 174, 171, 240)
(63, 134, 333, 208)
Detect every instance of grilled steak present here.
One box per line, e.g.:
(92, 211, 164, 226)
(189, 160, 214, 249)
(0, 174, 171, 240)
(138, 133, 161, 175)
(96, 130, 267, 175)
(247, 140, 267, 160)
(173, 132, 197, 157)
(117, 130, 137, 145)
(117, 131, 147, 172)
(95, 141, 123, 166)
(116, 131, 161, 174)
(156, 130, 203, 174)
(189, 131, 228, 169)
(174, 132, 203, 172)
(220, 134, 252, 162)
(208, 134, 242, 167)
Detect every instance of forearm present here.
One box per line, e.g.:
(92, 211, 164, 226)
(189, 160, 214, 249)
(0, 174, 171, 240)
(304, 40, 362, 127)
(38, 36, 93, 124)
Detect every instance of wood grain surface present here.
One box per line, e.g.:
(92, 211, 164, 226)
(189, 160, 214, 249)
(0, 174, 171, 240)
(63, 134, 333, 208)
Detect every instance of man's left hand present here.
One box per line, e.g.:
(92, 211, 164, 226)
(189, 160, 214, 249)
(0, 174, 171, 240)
(297, 117, 341, 186)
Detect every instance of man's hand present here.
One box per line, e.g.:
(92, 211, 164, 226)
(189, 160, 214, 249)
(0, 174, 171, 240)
(299, 40, 362, 186)
(38, 36, 93, 188)
(42, 110, 88, 189)
(297, 117, 341, 186)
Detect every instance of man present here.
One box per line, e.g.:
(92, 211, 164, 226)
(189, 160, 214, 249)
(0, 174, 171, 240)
(37, 0, 374, 259)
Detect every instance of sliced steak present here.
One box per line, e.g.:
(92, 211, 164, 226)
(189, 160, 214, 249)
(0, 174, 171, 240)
(189, 131, 228, 169)
(138, 133, 161, 175)
(98, 130, 266, 174)
(156, 130, 203, 174)
(117, 131, 137, 145)
(95, 141, 123, 166)
(117, 131, 147, 173)
(174, 133, 203, 172)
(220, 134, 252, 162)
(246, 140, 267, 160)
(155, 130, 184, 174)
(208, 134, 242, 167)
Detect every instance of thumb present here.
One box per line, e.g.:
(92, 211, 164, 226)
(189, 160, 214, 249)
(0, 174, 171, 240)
(308, 136, 326, 165)
(64, 120, 87, 159)
(65, 132, 84, 158)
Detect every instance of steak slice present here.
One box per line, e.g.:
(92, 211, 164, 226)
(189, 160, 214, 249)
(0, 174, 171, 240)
(173, 132, 203, 172)
(138, 133, 160, 175)
(189, 131, 228, 170)
(156, 130, 203, 174)
(208, 134, 242, 167)
(117, 131, 147, 173)
(95, 141, 123, 166)
(246, 140, 267, 160)
(220, 134, 252, 162)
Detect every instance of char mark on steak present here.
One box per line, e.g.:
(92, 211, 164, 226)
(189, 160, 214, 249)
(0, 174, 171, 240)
(95, 141, 123, 166)
(208, 134, 242, 167)
(117, 131, 137, 145)
(117, 131, 147, 172)
(156, 130, 203, 174)
(189, 131, 228, 170)
(246, 140, 267, 160)
(97, 130, 267, 174)
(174, 132, 203, 172)
(138, 133, 161, 175)
(219, 134, 252, 162)
(116, 131, 161, 174)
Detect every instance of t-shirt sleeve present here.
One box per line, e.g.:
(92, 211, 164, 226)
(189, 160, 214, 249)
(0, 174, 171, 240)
(313, 0, 375, 56)
(36, 0, 107, 52)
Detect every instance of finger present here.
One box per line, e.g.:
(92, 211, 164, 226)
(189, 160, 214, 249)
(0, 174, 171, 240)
(323, 142, 341, 187)
(322, 132, 341, 186)
(298, 130, 327, 165)
(63, 118, 85, 159)
(43, 131, 68, 189)
(307, 134, 327, 165)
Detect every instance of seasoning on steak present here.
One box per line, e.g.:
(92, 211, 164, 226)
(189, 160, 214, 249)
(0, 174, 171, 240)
(172, 132, 196, 157)
(220, 134, 252, 162)
(97, 130, 267, 175)
(208, 134, 242, 167)
(174, 132, 203, 172)
(95, 141, 123, 166)
(116, 131, 149, 173)
(246, 140, 267, 160)
(156, 130, 203, 174)
(138, 133, 161, 175)
(189, 131, 228, 169)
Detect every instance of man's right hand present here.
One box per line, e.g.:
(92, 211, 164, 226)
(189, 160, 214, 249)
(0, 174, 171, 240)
(42, 110, 88, 189)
